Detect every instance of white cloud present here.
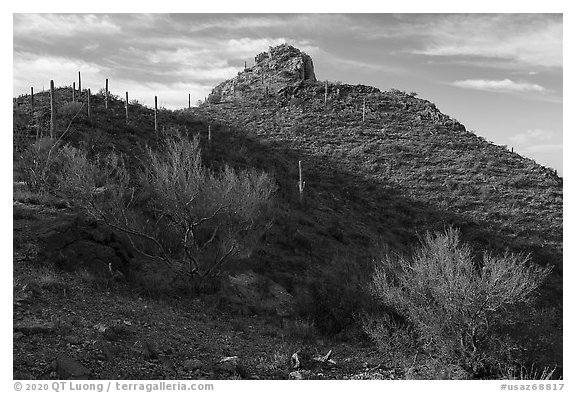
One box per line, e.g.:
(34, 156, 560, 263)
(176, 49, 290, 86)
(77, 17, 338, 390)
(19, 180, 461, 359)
(328, 56, 405, 74)
(14, 14, 121, 37)
(223, 38, 290, 58)
(13, 53, 104, 94)
(521, 144, 563, 154)
(407, 14, 562, 69)
(509, 129, 554, 145)
(450, 79, 547, 94)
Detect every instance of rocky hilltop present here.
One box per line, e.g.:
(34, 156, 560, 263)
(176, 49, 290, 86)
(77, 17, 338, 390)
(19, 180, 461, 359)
(195, 44, 561, 272)
(209, 44, 316, 103)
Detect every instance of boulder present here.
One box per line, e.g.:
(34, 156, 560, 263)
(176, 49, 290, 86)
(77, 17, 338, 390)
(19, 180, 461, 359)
(183, 359, 204, 372)
(54, 355, 91, 379)
(14, 319, 57, 335)
(213, 356, 250, 379)
(36, 216, 131, 277)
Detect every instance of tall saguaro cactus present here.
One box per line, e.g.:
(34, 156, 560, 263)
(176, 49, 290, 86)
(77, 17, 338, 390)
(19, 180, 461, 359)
(87, 88, 91, 118)
(78, 71, 82, 93)
(72, 82, 76, 102)
(30, 87, 34, 111)
(49, 80, 55, 138)
(105, 78, 109, 110)
(154, 95, 158, 134)
(125, 92, 129, 124)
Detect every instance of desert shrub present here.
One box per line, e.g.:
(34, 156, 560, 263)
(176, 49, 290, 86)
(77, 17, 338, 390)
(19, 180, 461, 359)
(59, 101, 84, 121)
(361, 311, 418, 362)
(366, 228, 552, 376)
(206, 94, 221, 104)
(289, 96, 304, 106)
(235, 82, 250, 92)
(51, 145, 123, 203)
(85, 132, 276, 287)
(510, 174, 533, 188)
(501, 364, 558, 380)
(18, 137, 62, 192)
(17, 134, 120, 202)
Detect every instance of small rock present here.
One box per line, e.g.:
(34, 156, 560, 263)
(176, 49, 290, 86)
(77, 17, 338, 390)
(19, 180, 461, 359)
(214, 356, 238, 373)
(14, 319, 57, 335)
(141, 341, 159, 360)
(213, 356, 249, 378)
(103, 325, 127, 341)
(96, 340, 116, 361)
(183, 359, 204, 372)
(159, 355, 175, 371)
(291, 352, 300, 369)
(54, 355, 91, 379)
(289, 371, 303, 380)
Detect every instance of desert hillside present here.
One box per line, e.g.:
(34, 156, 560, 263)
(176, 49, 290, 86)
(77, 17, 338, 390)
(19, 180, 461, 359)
(13, 44, 562, 380)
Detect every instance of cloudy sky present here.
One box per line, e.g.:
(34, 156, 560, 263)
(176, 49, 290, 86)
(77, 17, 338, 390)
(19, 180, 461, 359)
(12, 13, 563, 173)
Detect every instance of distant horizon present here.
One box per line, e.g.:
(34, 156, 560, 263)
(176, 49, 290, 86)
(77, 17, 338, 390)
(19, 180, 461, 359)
(12, 13, 563, 174)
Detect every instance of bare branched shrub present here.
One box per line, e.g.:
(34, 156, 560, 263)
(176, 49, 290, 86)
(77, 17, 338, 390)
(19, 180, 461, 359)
(366, 228, 552, 375)
(18, 102, 85, 193)
(86, 132, 276, 287)
(59, 102, 84, 121)
(19, 137, 59, 192)
(52, 145, 124, 202)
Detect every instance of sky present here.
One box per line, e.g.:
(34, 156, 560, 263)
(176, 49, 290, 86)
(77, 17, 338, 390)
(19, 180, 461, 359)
(12, 13, 563, 173)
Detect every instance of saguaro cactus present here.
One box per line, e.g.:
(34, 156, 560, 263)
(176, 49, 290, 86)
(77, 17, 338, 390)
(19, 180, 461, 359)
(324, 81, 328, 105)
(72, 82, 76, 102)
(154, 95, 158, 134)
(49, 80, 55, 138)
(87, 88, 91, 118)
(362, 97, 366, 122)
(125, 92, 129, 124)
(78, 71, 82, 93)
(105, 78, 109, 110)
(298, 160, 306, 201)
(30, 87, 34, 111)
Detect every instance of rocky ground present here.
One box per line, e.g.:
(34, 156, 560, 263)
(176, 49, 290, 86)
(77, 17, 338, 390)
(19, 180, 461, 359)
(13, 199, 419, 380)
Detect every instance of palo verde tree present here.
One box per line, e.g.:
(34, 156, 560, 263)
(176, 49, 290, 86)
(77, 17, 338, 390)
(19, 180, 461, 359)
(364, 228, 552, 376)
(58, 132, 276, 288)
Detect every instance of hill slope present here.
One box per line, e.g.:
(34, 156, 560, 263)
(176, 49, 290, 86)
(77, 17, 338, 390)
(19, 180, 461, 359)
(13, 44, 562, 379)
(197, 44, 562, 295)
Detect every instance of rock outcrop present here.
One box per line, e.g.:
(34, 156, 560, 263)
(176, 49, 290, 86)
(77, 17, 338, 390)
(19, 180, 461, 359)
(208, 44, 316, 103)
(36, 216, 132, 278)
